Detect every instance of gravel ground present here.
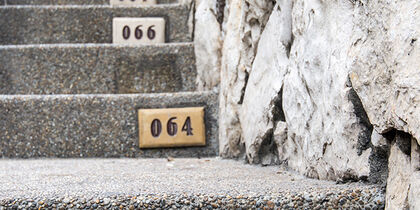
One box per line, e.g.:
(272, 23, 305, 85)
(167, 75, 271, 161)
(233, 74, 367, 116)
(0, 158, 385, 209)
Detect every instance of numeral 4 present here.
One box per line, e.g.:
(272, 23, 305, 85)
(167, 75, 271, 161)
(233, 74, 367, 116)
(182, 117, 193, 136)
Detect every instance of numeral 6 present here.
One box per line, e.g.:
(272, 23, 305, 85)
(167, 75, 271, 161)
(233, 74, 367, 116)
(122, 25, 156, 40)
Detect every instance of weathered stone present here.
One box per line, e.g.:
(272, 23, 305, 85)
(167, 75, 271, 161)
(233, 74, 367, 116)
(273, 121, 287, 163)
(281, 0, 372, 180)
(409, 138, 420, 209)
(194, 0, 222, 91)
(371, 130, 389, 148)
(412, 138, 420, 171)
(239, 0, 292, 164)
(217, 0, 420, 189)
(219, 0, 276, 158)
(219, 0, 244, 158)
(349, 0, 420, 145)
(385, 134, 411, 210)
(215, 0, 419, 207)
(409, 171, 420, 210)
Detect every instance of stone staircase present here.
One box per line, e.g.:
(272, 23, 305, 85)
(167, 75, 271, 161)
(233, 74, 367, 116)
(0, 1, 218, 159)
(0, 1, 385, 209)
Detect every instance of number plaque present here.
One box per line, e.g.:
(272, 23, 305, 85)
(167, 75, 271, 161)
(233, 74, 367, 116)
(138, 107, 206, 148)
(110, 0, 157, 6)
(113, 17, 165, 44)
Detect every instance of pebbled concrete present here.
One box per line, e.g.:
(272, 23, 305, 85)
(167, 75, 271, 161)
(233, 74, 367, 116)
(0, 43, 196, 94)
(0, 4, 191, 44)
(3, 0, 177, 5)
(0, 91, 219, 158)
(0, 158, 385, 209)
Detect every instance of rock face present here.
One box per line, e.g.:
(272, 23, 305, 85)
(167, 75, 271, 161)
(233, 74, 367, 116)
(203, 0, 420, 208)
(349, 0, 420, 144)
(193, 0, 222, 91)
(386, 134, 420, 210)
(219, 0, 375, 180)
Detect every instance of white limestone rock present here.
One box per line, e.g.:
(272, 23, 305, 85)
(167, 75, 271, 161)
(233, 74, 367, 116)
(385, 134, 411, 209)
(409, 138, 420, 210)
(239, 0, 292, 164)
(219, 0, 276, 158)
(281, 0, 371, 180)
(349, 0, 420, 144)
(273, 121, 288, 162)
(371, 130, 389, 148)
(219, 0, 245, 157)
(194, 0, 222, 90)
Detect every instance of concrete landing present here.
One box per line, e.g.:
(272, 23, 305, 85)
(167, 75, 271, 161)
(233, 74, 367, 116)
(0, 158, 385, 209)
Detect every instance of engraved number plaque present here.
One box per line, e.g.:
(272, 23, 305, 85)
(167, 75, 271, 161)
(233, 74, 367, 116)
(110, 0, 157, 6)
(113, 17, 165, 44)
(138, 107, 206, 148)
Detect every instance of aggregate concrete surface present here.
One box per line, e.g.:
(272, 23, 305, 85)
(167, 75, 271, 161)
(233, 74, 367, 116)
(0, 4, 191, 44)
(0, 43, 196, 94)
(2, 0, 177, 5)
(0, 158, 385, 209)
(0, 91, 218, 158)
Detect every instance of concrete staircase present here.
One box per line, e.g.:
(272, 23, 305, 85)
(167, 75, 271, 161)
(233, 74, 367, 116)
(0, 1, 218, 159)
(0, 1, 385, 209)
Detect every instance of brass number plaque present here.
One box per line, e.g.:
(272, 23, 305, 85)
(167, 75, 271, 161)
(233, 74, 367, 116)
(138, 107, 206, 148)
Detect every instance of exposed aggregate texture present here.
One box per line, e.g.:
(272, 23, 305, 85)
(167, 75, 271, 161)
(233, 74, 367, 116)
(0, 158, 385, 209)
(0, 91, 218, 158)
(2, 0, 177, 5)
(0, 4, 191, 44)
(0, 43, 196, 94)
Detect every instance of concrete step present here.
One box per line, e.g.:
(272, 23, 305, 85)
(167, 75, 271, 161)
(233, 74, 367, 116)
(0, 91, 218, 158)
(0, 4, 191, 45)
(0, 43, 196, 94)
(0, 158, 385, 209)
(2, 0, 177, 5)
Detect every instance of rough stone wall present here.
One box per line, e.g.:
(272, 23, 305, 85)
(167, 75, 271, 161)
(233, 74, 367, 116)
(218, 0, 375, 181)
(194, 0, 419, 209)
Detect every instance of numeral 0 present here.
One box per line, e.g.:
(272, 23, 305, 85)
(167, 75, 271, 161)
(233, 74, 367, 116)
(150, 117, 193, 138)
(122, 26, 130, 40)
(151, 119, 162, 137)
(122, 25, 156, 40)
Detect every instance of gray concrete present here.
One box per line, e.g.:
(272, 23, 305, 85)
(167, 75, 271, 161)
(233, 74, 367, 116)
(6, 0, 108, 4)
(0, 158, 385, 209)
(4, 0, 177, 5)
(0, 43, 196, 94)
(0, 0, 4, 5)
(0, 91, 218, 158)
(0, 4, 191, 44)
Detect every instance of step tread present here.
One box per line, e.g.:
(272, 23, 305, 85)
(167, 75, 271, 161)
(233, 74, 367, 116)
(0, 158, 384, 208)
(2, 0, 177, 5)
(0, 43, 196, 94)
(0, 4, 191, 44)
(0, 91, 218, 158)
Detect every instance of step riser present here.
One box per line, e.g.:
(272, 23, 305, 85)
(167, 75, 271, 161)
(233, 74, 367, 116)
(0, 44, 196, 94)
(0, 5, 191, 45)
(2, 0, 177, 5)
(0, 92, 218, 158)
